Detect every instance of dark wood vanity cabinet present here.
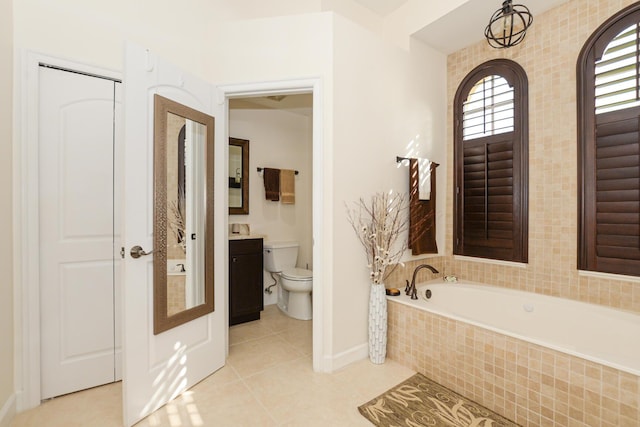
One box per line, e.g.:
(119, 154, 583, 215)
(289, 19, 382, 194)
(229, 238, 264, 326)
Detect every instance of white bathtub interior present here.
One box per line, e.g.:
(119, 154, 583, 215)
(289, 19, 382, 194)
(391, 280, 640, 377)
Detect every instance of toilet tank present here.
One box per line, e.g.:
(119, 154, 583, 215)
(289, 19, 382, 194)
(263, 241, 299, 272)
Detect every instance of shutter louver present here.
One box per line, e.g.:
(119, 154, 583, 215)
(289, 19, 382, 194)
(595, 24, 640, 115)
(462, 136, 516, 259)
(593, 108, 640, 272)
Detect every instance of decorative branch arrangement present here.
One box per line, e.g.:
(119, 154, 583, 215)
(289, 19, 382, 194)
(168, 185, 186, 253)
(346, 191, 434, 284)
(346, 192, 411, 284)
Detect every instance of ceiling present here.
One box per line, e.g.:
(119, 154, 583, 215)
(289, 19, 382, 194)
(352, 0, 409, 16)
(353, 0, 569, 54)
(229, 94, 313, 117)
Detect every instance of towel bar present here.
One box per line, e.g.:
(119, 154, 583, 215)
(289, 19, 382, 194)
(257, 167, 299, 175)
(396, 156, 439, 167)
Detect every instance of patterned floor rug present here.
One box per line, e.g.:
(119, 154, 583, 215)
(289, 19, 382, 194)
(358, 373, 520, 427)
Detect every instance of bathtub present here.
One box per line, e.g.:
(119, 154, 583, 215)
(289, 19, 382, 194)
(391, 280, 640, 376)
(386, 279, 640, 425)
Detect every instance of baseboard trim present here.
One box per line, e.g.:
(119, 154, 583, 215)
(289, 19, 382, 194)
(0, 394, 16, 427)
(325, 343, 368, 372)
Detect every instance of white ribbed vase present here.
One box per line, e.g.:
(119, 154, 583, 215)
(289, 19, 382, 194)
(368, 283, 387, 364)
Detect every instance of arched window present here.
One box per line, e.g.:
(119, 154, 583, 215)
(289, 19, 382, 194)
(454, 59, 528, 263)
(577, 3, 640, 277)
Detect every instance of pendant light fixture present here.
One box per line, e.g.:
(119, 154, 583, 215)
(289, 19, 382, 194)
(484, 0, 533, 48)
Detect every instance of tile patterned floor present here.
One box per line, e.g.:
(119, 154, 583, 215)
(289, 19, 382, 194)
(11, 305, 415, 426)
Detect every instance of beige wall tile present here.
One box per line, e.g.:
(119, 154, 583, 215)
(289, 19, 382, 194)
(388, 301, 640, 426)
(377, 0, 640, 314)
(387, 2, 640, 424)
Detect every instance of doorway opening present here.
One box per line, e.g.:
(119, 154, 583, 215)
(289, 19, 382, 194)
(227, 93, 314, 365)
(221, 79, 324, 372)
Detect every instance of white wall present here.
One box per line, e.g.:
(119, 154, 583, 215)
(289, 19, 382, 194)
(205, 12, 335, 362)
(331, 14, 447, 356)
(0, 0, 13, 422)
(13, 1, 209, 75)
(12, 0, 325, 76)
(205, 13, 333, 84)
(320, 0, 383, 37)
(11, 0, 449, 382)
(229, 106, 313, 306)
(383, 0, 472, 50)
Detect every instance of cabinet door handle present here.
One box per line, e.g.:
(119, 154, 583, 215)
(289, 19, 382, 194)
(232, 257, 238, 263)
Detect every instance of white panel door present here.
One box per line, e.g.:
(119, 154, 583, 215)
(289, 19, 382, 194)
(122, 44, 225, 426)
(39, 66, 122, 399)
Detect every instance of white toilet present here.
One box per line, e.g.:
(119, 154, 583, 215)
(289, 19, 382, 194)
(263, 241, 313, 320)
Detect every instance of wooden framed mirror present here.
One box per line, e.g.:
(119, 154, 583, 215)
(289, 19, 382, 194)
(228, 137, 249, 215)
(153, 94, 215, 334)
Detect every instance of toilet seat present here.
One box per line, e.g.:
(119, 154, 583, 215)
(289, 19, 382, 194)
(281, 267, 312, 281)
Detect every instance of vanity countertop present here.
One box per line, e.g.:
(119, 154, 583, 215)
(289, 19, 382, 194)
(229, 234, 266, 241)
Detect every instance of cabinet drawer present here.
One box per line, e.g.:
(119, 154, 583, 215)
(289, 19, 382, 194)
(229, 238, 263, 255)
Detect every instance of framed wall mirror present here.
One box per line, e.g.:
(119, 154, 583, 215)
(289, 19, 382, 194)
(229, 137, 249, 215)
(153, 94, 215, 334)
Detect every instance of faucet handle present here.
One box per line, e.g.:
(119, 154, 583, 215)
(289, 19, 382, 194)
(404, 279, 410, 294)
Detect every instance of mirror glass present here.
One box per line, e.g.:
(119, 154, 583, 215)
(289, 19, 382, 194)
(153, 94, 215, 335)
(229, 137, 249, 214)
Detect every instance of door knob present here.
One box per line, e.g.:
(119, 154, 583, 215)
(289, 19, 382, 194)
(130, 245, 154, 259)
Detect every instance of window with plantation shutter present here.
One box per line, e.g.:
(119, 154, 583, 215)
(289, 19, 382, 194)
(454, 59, 529, 263)
(578, 3, 640, 277)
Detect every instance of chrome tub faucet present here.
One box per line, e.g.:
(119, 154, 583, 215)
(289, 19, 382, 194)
(405, 264, 439, 300)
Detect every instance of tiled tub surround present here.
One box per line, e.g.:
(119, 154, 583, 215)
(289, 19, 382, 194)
(381, 1, 640, 424)
(441, 0, 640, 317)
(387, 286, 640, 427)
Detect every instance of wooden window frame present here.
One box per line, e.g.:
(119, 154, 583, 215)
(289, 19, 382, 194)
(454, 59, 529, 263)
(577, 3, 640, 277)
